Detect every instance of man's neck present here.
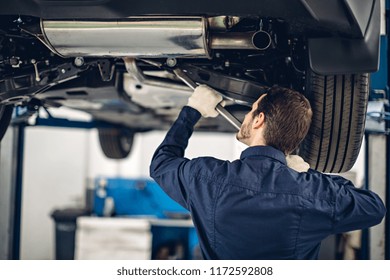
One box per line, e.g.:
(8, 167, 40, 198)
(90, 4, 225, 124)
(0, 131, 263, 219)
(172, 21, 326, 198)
(249, 137, 267, 147)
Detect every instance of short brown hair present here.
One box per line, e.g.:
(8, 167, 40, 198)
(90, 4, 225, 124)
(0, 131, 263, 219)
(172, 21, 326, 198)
(253, 86, 312, 154)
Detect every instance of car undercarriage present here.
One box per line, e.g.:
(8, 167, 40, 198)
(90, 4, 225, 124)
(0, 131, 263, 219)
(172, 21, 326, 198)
(0, 0, 381, 172)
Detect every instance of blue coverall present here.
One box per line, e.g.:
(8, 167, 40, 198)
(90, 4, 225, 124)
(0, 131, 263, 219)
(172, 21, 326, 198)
(150, 106, 386, 259)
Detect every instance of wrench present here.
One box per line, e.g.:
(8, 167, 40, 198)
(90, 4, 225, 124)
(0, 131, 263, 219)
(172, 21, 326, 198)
(173, 68, 242, 131)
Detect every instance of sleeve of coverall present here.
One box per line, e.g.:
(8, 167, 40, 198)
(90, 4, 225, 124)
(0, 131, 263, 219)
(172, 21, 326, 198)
(331, 175, 386, 234)
(149, 106, 201, 209)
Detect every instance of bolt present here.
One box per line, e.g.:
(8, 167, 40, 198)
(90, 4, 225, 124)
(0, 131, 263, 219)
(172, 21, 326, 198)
(166, 57, 177, 68)
(224, 60, 230, 68)
(61, 69, 66, 74)
(74, 57, 85, 67)
(226, 17, 234, 28)
(9, 57, 20, 66)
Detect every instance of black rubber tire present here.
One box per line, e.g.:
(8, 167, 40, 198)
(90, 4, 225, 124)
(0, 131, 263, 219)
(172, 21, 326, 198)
(299, 71, 369, 173)
(98, 128, 135, 159)
(0, 105, 13, 141)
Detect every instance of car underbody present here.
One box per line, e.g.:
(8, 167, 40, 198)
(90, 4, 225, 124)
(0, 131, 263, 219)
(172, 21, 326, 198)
(0, 0, 381, 172)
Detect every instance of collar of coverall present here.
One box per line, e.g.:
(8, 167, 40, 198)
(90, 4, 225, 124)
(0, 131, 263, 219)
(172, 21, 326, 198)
(240, 145, 287, 165)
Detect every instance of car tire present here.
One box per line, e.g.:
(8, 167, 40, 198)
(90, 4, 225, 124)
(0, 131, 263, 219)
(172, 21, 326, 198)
(0, 105, 13, 141)
(299, 71, 369, 173)
(98, 128, 135, 159)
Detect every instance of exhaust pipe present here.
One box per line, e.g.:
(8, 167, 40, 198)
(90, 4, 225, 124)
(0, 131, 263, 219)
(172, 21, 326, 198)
(251, 30, 273, 50)
(210, 30, 272, 50)
(40, 18, 273, 58)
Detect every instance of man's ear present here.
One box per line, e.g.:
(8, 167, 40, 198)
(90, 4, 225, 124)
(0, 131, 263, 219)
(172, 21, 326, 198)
(252, 112, 265, 129)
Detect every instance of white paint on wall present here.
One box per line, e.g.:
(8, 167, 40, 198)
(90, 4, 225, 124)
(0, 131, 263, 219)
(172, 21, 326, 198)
(20, 127, 88, 260)
(134, 130, 239, 178)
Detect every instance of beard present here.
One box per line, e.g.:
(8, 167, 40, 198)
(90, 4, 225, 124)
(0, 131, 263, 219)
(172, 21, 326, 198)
(236, 119, 252, 145)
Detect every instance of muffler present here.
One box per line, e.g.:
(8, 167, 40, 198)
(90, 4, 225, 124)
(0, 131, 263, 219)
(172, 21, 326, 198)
(41, 18, 210, 58)
(40, 18, 273, 58)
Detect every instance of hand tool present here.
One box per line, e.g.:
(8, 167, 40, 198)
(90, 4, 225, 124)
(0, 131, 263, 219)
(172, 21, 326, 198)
(173, 68, 242, 131)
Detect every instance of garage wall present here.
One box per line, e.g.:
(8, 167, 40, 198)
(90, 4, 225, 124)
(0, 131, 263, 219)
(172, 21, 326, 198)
(86, 130, 240, 179)
(21, 127, 89, 260)
(20, 124, 239, 260)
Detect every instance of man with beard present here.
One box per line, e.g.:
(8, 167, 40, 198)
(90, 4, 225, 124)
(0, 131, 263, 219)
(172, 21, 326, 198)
(150, 85, 385, 259)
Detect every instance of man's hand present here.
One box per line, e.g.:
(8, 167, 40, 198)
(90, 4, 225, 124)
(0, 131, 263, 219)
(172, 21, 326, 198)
(187, 85, 223, 118)
(286, 155, 310, 172)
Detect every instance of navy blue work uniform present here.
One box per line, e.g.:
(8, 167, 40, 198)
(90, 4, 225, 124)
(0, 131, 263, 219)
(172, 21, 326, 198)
(150, 106, 386, 259)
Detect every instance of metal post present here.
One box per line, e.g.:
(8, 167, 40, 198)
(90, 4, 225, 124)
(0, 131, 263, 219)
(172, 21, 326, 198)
(361, 133, 370, 259)
(0, 127, 16, 259)
(367, 132, 387, 260)
(12, 123, 25, 259)
(386, 128, 390, 259)
(0, 123, 25, 259)
(384, 0, 390, 260)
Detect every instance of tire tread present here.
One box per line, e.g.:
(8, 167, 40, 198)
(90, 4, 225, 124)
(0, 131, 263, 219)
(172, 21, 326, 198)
(299, 72, 369, 173)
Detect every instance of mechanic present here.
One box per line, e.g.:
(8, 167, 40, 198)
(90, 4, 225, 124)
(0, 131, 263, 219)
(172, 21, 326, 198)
(149, 85, 386, 259)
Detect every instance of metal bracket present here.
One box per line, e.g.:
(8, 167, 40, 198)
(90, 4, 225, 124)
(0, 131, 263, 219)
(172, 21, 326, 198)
(366, 100, 390, 134)
(97, 60, 115, 82)
(179, 63, 268, 105)
(0, 61, 87, 106)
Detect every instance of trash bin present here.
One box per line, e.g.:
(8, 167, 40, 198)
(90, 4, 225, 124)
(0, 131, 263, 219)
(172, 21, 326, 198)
(51, 208, 88, 260)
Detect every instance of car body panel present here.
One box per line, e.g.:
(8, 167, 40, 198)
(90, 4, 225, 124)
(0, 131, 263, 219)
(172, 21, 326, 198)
(308, 0, 380, 74)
